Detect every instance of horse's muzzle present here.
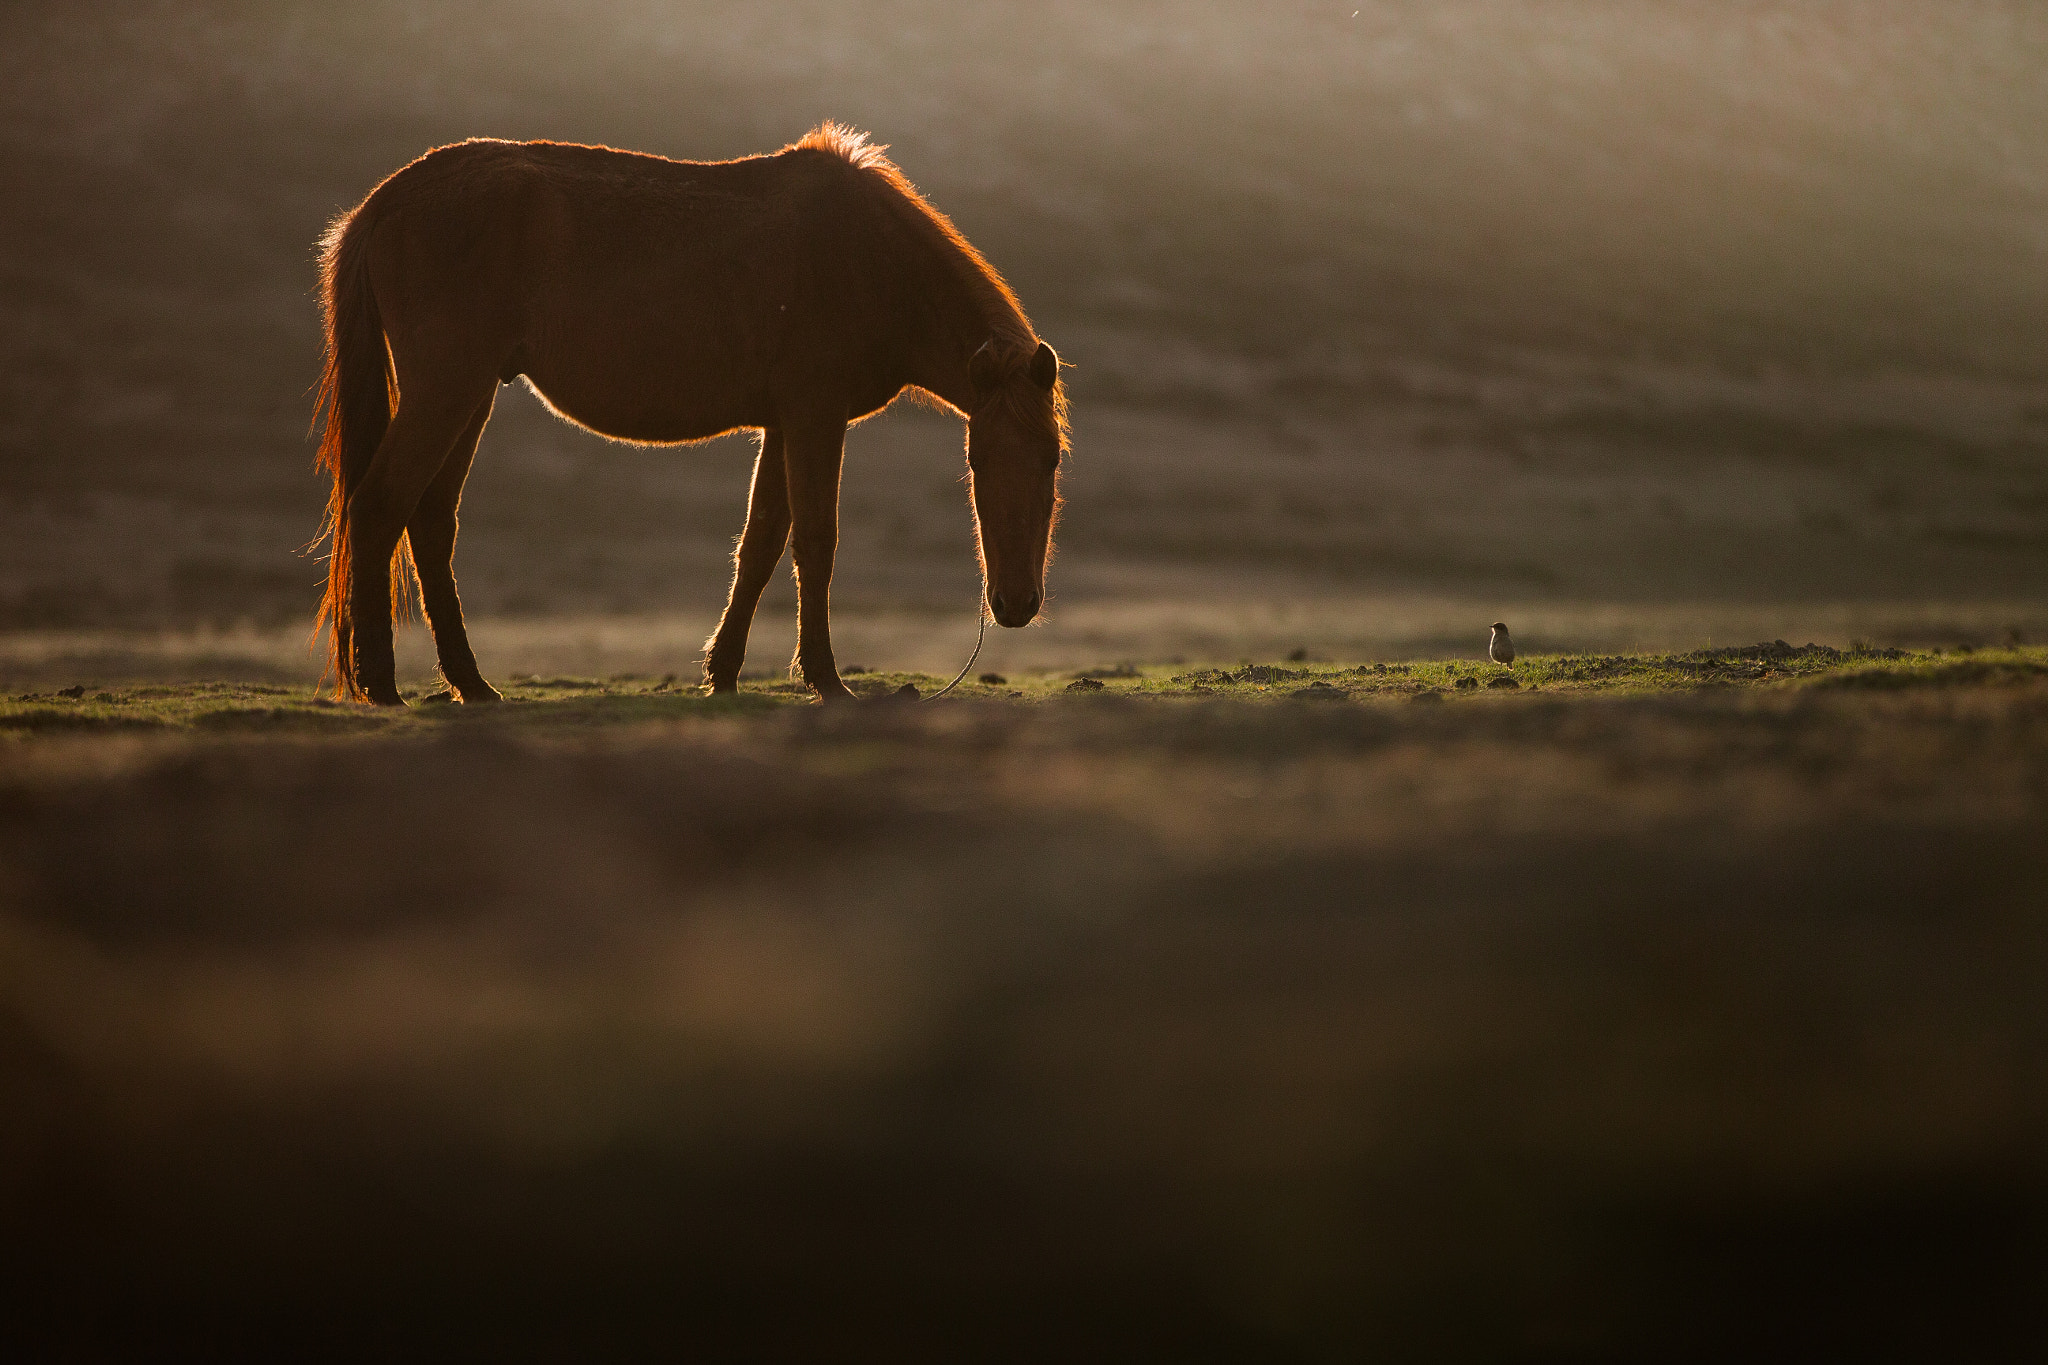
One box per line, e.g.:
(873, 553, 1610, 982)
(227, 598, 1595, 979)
(990, 591, 1041, 628)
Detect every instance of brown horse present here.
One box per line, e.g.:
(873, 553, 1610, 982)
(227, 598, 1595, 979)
(310, 123, 1065, 705)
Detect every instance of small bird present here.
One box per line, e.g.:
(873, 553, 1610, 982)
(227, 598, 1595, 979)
(1489, 621, 1515, 667)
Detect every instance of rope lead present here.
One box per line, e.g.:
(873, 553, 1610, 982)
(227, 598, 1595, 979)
(925, 605, 988, 701)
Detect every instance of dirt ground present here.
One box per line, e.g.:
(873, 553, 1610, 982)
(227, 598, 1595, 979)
(5, 654, 2046, 1357)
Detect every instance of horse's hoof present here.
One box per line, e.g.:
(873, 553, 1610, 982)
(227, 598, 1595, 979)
(456, 684, 502, 704)
(816, 685, 859, 704)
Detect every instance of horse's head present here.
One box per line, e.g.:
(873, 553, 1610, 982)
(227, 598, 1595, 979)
(966, 339, 1065, 628)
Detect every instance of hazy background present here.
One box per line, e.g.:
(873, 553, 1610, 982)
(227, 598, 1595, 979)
(4, 0, 2045, 677)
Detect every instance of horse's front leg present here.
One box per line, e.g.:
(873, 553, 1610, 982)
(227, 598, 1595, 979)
(702, 428, 790, 693)
(782, 415, 856, 703)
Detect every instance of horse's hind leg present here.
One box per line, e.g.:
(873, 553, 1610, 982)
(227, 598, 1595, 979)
(702, 428, 790, 693)
(407, 393, 499, 703)
(346, 378, 495, 705)
(783, 415, 856, 703)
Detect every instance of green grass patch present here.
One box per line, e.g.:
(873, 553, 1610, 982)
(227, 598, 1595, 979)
(6, 642, 2041, 737)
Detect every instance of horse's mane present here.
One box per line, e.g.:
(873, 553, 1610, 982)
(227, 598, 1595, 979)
(790, 123, 1037, 359)
(789, 124, 1067, 451)
(791, 121, 895, 173)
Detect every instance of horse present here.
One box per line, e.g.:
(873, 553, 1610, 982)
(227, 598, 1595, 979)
(309, 123, 1066, 705)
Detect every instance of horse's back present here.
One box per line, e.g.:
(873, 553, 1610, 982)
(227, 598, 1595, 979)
(364, 140, 809, 299)
(356, 140, 886, 440)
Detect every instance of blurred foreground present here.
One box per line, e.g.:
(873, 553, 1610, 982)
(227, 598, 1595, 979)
(5, 655, 2046, 1356)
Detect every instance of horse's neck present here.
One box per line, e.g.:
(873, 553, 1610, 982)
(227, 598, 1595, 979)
(908, 296, 1031, 414)
(910, 322, 986, 413)
(886, 208, 1028, 413)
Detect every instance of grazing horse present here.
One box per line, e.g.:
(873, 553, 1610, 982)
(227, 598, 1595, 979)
(310, 123, 1066, 704)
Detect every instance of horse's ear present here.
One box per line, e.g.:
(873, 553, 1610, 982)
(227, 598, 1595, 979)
(969, 339, 1003, 400)
(1030, 341, 1059, 391)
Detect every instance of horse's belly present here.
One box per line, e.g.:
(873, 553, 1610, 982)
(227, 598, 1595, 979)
(522, 338, 765, 444)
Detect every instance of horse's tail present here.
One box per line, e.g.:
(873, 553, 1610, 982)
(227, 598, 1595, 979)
(308, 204, 415, 699)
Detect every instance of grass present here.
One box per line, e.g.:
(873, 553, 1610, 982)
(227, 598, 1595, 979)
(6, 642, 2042, 735)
